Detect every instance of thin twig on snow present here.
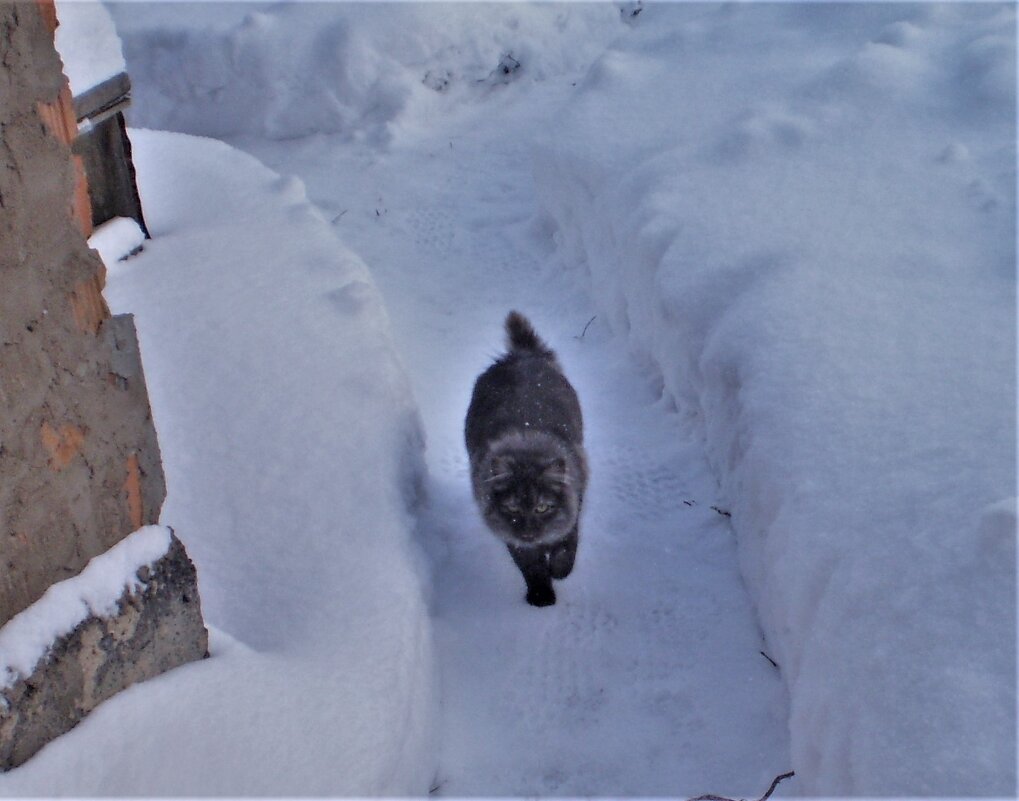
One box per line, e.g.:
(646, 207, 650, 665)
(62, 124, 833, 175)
(574, 315, 597, 339)
(688, 770, 795, 801)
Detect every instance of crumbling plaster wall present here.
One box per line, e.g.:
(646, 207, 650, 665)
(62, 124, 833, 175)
(0, 0, 166, 628)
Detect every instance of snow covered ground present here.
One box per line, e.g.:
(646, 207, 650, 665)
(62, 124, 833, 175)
(3, 1, 1012, 796)
(529, 5, 1016, 795)
(232, 93, 792, 796)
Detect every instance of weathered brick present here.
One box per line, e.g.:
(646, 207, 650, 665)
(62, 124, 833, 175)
(0, 0, 207, 769)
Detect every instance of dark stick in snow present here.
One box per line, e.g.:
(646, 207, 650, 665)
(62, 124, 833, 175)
(575, 315, 597, 339)
(688, 771, 796, 801)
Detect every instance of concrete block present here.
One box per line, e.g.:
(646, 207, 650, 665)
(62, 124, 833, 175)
(0, 534, 208, 770)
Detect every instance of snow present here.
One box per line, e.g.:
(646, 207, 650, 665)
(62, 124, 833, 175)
(0, 525, 171, 689)
(0, 129, 435, 795)
(5, 1, 1013, 797)
(86, 216, 144, 264)
(110, 2, 623, 143)
(53, 0, 125, 96)
(243, 120, 792, 795)
(529, 3, 1016, 796)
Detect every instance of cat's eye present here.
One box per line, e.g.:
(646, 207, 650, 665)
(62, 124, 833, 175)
(534, 502, 553, 514)
(502, 500, 520, 513)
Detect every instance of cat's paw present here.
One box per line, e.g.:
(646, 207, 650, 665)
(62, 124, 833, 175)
(549, 544, 576, 579)
(526, 585, 556, 607)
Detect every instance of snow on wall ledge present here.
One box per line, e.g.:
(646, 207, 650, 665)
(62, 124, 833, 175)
(533, 4, 1016, 796)
(53, 0, 125, 96)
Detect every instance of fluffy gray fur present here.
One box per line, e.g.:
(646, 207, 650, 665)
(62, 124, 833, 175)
(465, 311, 588, 606)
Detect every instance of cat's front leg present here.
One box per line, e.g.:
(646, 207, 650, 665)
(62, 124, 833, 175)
(507, 544, 556, 607)
(549, 525, 578, 580)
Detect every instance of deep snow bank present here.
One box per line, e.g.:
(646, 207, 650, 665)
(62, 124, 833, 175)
(110, 2, 625, 144)
(0, 131, 435, 795)
(533, 4, 1016, 796)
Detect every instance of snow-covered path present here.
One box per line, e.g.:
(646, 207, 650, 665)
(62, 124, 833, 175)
(239, 81, 791, 796)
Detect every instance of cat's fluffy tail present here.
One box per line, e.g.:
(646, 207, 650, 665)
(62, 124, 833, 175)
(505, 311, 553, 356)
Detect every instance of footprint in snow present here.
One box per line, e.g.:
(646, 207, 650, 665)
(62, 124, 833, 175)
(324, 280, 376, 316)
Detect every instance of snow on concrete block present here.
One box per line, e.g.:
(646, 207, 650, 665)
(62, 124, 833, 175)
(0, 527, 208, 771)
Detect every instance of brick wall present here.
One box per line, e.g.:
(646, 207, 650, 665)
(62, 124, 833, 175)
(0, 2, 207, 769)
(0, 0, 166, 628)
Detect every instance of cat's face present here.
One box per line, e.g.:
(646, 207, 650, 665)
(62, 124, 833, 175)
(480, 453, 579, 545)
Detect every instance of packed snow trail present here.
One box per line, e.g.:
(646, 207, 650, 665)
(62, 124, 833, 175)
(237, 75, 791, 796)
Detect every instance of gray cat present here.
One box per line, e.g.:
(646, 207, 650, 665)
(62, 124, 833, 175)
(465, 311, 588, 607)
